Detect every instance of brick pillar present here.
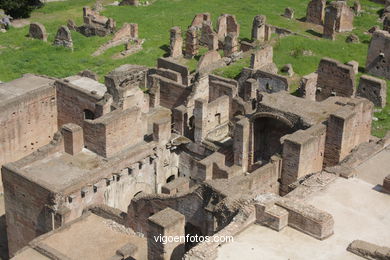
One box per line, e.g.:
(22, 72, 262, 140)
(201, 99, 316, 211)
(147, 208, 185, 260)
(61, 123, 84, 155)
(194, 99, 207, 143)
(234, 117, 250, 172)
(153, 118, 171, 145)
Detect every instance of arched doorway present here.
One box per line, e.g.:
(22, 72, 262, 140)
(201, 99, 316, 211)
(252, 114, 294, 165)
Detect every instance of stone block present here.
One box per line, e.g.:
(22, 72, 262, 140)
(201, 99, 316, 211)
(256, 203, 289, 231)
(147, 208, 185, 260)
(276, 198, 334, 240)
(161, 177, 190, 195)
(61, 123, 84, 155)
(347, 240, 390, 259)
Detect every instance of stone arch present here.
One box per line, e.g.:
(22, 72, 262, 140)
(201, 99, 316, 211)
(250, 112, 294, 165)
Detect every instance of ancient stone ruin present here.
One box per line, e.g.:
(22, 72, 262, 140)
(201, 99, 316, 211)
(251, 15, 271, 43)
(283, 8, 294, 19)
(1, 2, 390, 260)
(306, 0, 326, 25)
(323, 1, 354, 40)
(315, 57, 355, 101)
(28, 22, 47, 42)
(68, 7, 116, 37)
(357, 75, 387, 107)
(366, 30, 390, 80)
(170, 26, 183, 59)
(384, 13, 390, 32)
(53, 25, 73, 49)
(184, 26, 198, 59)
(92, 22, 141, 56)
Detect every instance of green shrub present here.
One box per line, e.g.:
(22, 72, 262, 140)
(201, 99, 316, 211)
(0, 0, 43, 18)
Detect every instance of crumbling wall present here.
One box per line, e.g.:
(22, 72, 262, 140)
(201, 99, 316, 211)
(157, 58, 190, 85)
(2, 134, 65, 256)
(298, 72, 318, 101)
(281, 124, 326, 193)
(208, 74, 238, 102)
(316, 58, 355, 101)
(2, 166, 54, 256)
(238, 68, 289, 94)
(83, 108, 146, 158)
(306, 0, 326, 25)
(127, 185, 227, 236)
(365, 30, 390, 80)
(357, 75, 387, 108)
(71, 7, 116, 37)
(217, 14, 240, 41)
(323, 98, 373, 166)
(0, 76, 58, 192)
(148, 74, 192, 109)
(55, 79, 105, 127)
(194, 96, 230, 142)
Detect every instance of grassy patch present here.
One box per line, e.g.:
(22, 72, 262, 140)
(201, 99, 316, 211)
(0, 0, 389, 136)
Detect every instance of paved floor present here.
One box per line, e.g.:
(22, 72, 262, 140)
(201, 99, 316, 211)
(355, 148, 390, 187)
(217, 178, 390, 260)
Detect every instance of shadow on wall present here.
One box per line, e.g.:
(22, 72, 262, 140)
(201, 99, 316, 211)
(0, 211, 9, 260)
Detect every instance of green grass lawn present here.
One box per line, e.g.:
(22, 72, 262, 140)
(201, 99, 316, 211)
(0, 0, 389, 136)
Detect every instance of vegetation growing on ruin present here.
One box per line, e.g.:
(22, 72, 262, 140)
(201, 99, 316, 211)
(0, 0, 389, 136)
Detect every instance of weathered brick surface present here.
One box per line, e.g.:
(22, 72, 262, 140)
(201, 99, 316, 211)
(29, 23, 48, 41)
(147, 208, 185, 260)
(316, 58, 355, 101)
(0, 75, 57, 192)
(366, 30, 390, 80)
(306, 0, 326, 25)
(276, 198, 334, 240)
(357, 75, 387, 108)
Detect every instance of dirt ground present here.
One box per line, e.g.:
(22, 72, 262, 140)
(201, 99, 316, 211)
(0, 194, 8, 260)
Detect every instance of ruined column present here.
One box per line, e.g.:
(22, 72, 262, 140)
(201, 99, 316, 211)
(306, 0, 326, 25)
(200, 21, 214, 46)
(243, 79, 258, 101)
(147, 208, 185, 260)
(170, 26, 183, 59)
(217, 14, 240, 41)
(208, 32, 219, 50)
(190, 13, 211, 29)
(384, 14, 390, 33)
(61, 123, 84, 155)
(234, 117, 250, 173)
(223, 33, 239, 57)
(153, 118, 172, 145)
(194, 99, 207, 143)
(185, 26, 199, 59)
(323, 5, 337, 40)
(251, 15, 267, 42)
